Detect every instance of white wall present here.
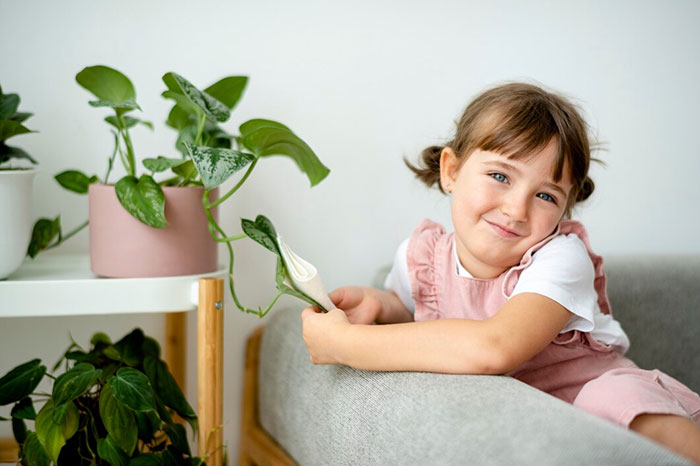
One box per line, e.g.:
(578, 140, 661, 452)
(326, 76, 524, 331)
(2, 0, 699, 460)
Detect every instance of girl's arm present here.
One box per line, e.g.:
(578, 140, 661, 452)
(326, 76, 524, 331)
(301, 292, 572, 374)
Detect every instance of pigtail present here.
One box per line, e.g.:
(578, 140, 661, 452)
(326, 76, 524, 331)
(404, 145, 446, 193)
(576, 176, 595, 202)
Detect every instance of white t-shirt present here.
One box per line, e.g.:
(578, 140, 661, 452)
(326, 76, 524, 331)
(383, 233, 630, 352)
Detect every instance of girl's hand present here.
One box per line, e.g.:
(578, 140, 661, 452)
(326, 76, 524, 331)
(329, 286, 382, 324)
(301, 306, 351, 365)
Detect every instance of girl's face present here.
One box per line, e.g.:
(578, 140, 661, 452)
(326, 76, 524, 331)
(440, 138, 572, 279)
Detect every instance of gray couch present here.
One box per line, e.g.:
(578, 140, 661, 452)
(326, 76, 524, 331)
(256, 256, 700, 465)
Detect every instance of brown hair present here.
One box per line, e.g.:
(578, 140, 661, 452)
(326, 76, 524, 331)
(405, 82, 601, 217)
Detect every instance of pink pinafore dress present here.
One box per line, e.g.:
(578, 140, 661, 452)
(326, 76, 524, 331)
(407, 218, 700, 428)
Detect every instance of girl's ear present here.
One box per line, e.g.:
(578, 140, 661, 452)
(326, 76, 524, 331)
(440, 147, 459, 192)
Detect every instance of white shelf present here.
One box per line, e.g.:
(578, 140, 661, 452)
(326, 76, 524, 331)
(0, 254, 227, 318)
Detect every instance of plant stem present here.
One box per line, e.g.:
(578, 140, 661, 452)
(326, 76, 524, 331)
(205, 158, 258, 209)
(104, 131, 119, 184)
(117, 113, 137, 176)
(46, 220, 89, 251)
(194, 113, 206, 146)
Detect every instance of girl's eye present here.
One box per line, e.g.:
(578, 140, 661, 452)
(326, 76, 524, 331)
(537, 193, 556, 204)
(490, 173, 508, 183)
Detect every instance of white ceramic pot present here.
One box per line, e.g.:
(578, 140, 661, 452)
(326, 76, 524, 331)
(0, 168, 38, 279)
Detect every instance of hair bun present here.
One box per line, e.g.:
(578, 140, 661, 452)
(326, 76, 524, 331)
(577, 176, 595, 202)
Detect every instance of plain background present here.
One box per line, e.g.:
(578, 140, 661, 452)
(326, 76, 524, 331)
(1, 0, 699, 460)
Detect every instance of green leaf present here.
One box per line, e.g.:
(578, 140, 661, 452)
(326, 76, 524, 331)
(0, 359, 46, 406)
(12, 416, 27, 445)
(143, 356, 196, 426)
(134, 409, 162, 443)
(162, 90, 203, 120)
(100, 382, 138, 455)
(171, 159, 198, 180)
(35, 399, 79, 463)
(114, 328, 145, 367)
(10, 112, 33, 123)
(52, 362, 101, 406)
(0, 143, 37, 165)
(97, 435, 129, 466)
(143, 336, 161, 359)
(162, 72, 230, 123)
(183, 142, 255, 190)
(54, 170, 100, 194)
(115, 175, 168, 228)
(0, 92, 20, 119)
(0, 120, 33, 142)
(204, 76, 248, 110)
(164, 423, 191, 457)
(106, 115, 154, 130)
(240, 215, 280, 256)
(76, 65, 136, 104)
(128, 453, 164, 466)
(12, 396, 36, 420)
(22, 431, 51, 466)
(89, 99, 141, 111)
(109, 368, 157, 412)
(90, 331, 112, 346)
(239, 119, 329, 187)
(143, 156, 187, 173)
(27, 216, 61, 258)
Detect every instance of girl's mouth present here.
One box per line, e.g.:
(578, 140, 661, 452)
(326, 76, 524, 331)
(484, 219, 521, 238)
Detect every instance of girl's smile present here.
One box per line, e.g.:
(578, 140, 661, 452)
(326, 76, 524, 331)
(440, 138, 572, 279)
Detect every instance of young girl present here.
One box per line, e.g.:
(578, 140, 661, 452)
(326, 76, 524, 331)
(300, 82, 700, 464)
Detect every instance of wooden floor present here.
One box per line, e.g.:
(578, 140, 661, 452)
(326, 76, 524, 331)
(238, 326, 297, 466)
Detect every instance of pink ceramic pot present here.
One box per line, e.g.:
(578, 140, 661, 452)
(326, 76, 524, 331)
(88, 184, 219, 277)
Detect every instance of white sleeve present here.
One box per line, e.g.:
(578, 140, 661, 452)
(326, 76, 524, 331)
(383, 237, 415, 314)
(511, 234, 597, 333)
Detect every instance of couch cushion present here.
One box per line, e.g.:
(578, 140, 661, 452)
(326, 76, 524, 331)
(258, 307, 691, 465)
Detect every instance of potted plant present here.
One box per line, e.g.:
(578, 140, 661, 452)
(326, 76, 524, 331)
(0, 84, 39, 279)
(27, 65, 330, 288)
(0, 327, 209, 465)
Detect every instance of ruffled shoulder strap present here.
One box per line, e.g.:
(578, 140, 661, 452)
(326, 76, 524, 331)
(406, 219, 448, 316)
(502, 219, 612, 316)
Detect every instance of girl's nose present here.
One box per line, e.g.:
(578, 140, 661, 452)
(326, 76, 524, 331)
(500, 191, 528, 222)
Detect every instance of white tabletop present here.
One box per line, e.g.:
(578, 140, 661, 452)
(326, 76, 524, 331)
(0, 254, 227, 317)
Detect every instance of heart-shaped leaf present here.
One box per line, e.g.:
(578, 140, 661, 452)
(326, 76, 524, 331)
(109, 368, 157, 412)
(55, 170, 100, 194)
(0, 92, 20, 120)
(35, 399, 79, 463)
(183, 142, 255, 189)
(76, 65, 136, 105)
(27, 216, 61, 258)
(240, 215, 280, 256)
(239, 119, 329, 187)
(114, 328, 145, 367)
(127, 453, 163, 465)
(97, 435, 129, 466)
(22, 431, 51, 466)
(0, 120, 33, 142)
(99, 382, 137, 455)
(204, 76, 248, 110)
(11, 396, 36, 420)
(115, 175, 168, 228)
(142, 156, 187, 173)
(0, 359, 46, 406)
(162, 72, 230, 123)
(143, 356, 196, 430)
(52, 362, 101, 406)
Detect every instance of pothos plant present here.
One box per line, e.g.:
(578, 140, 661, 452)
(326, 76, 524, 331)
(27, 65, 331, 316)
(0, 328, 209, 465)
(0, 83, 38, 169)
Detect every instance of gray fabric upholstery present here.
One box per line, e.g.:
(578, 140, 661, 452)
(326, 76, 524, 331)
(258, 255, 699, 465)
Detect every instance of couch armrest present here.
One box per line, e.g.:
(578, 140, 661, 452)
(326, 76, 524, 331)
(257, 308, 691, 466)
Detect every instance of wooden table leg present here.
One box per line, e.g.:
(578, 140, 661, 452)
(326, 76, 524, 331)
(165, 311, 187, 390)
(198, 277, 224, 466)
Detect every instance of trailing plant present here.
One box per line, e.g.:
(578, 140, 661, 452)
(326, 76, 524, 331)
(0, 83, 38, 169)
(27, 65, 331, 316)
(0, 328, 208, 465)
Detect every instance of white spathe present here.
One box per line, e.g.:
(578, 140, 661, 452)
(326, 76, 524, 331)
(277, 235, 334, 311)
(0, 168, 38, 279)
